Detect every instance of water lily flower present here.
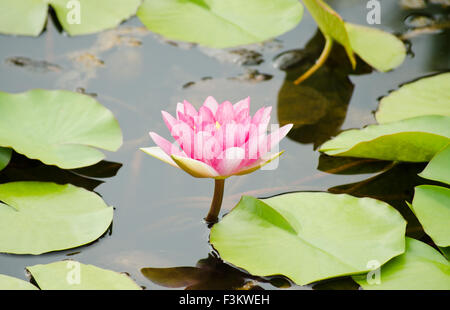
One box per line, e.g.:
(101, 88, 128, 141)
(141, 96, 292, 222)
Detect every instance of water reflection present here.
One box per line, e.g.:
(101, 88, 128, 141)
(276, 31, 372, 149)
(141, 253, 296, 290)
(0, 152, 122, 191)
(324, 161, 441, 238)
(141, 253, 266, 290)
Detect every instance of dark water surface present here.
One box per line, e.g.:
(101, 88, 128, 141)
(0, 1, 448, 289)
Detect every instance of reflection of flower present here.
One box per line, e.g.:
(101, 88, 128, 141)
(141, 96, 292, 223)
(141, 96, 292, 179)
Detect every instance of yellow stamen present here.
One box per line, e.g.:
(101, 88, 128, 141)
(215, 121, 221, 130)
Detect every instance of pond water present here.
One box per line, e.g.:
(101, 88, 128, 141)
(0, 1, 448, 289)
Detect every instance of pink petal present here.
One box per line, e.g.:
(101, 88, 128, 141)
(203, 96, 219, 115)
(176, 102, 184, 119)
(237, 151, 284, 176)
(177, 111, 195, 128)
(193, 131, 212, 160)
(233, 97, 250, 118)
(216, 101, 234, 125)
(161, 111, 177, 132)
(234, 108, 250, 124)
(202, 134, 221, 162)
(149, 132, 183, 156)
(170, 122, 194, 158)
(214, 147, 245, 176)
(198, 106, 215, 128)
(252, 106, 272, 133)
(267, 124, 293, 152)
(183, 100, 198, 118)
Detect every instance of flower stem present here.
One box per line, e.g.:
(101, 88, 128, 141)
(293, 35, 333, 85)
(204, 179, 225, 224)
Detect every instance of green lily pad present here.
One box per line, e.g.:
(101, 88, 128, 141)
(0, 0, 141, 36)
(0, 274, 38, 290)
(137, 0, 303, 48)
(27, 260, 142, 290)
(302, 0, 355, 67)
(0, 147, 12, 172)
(210, 193, 406, 285)
(419, 144, 450, 185)
(0, 181, 113, 255)
(319, 115, 450, 162)
(409, 185, 450, 247)
(375, 73, 450, 123)
(344, 23, 406, 72)
(0, 89, 122, 169)
(328, 163, 428, 239)
(353, 238, 450, 290)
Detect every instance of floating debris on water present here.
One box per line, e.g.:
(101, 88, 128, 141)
(71, 52, 105, 68)
(182, 81, 196, 89)
(5, 56, 62, 73)
(400, 0, 427, 9)
(272, 50, 308, 70)
(75, 87, 98, 97)
(404, 13, 435, 28)
(228, 69, 273, 83)
(200, 47, 264, 66)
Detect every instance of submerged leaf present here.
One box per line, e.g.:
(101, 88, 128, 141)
(0, 274, 38, 290)
(375, 73, 450, 123)
(137, 0, 303, 48)
(409, 185, 450, 247)
(0, 0, 141, 36)
(353, 238, 450, 290)
(0, 182, 113, 255)
(0, 89, 122, 169)
(210, 193, 406, 285)
(319, 115, 450, 162)
(27, 260, 141, 290)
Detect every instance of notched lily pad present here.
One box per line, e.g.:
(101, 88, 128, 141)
(210, 193, 406, 286)
(0, 181, 114, 255)
(344, 23, 406, 72)
(137, 0, 303, 48)
(419, 144, 450, 185)
(409, 185, 450, 247)
(27, 260, 142, 290)
(319, 115, 450, 162)
(0, 274, 38, 290)
(0, 89, 122, 169)
(353, 238, 450, 290)
(0, 0, 141, 36)
(376, 73, 450, 124)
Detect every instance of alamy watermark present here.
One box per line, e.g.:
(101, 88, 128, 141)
(366, 260, 381, 285)
(66, 0, 81, 25)
(366, 0, 381, 25)
(66, 260, 81, 285)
